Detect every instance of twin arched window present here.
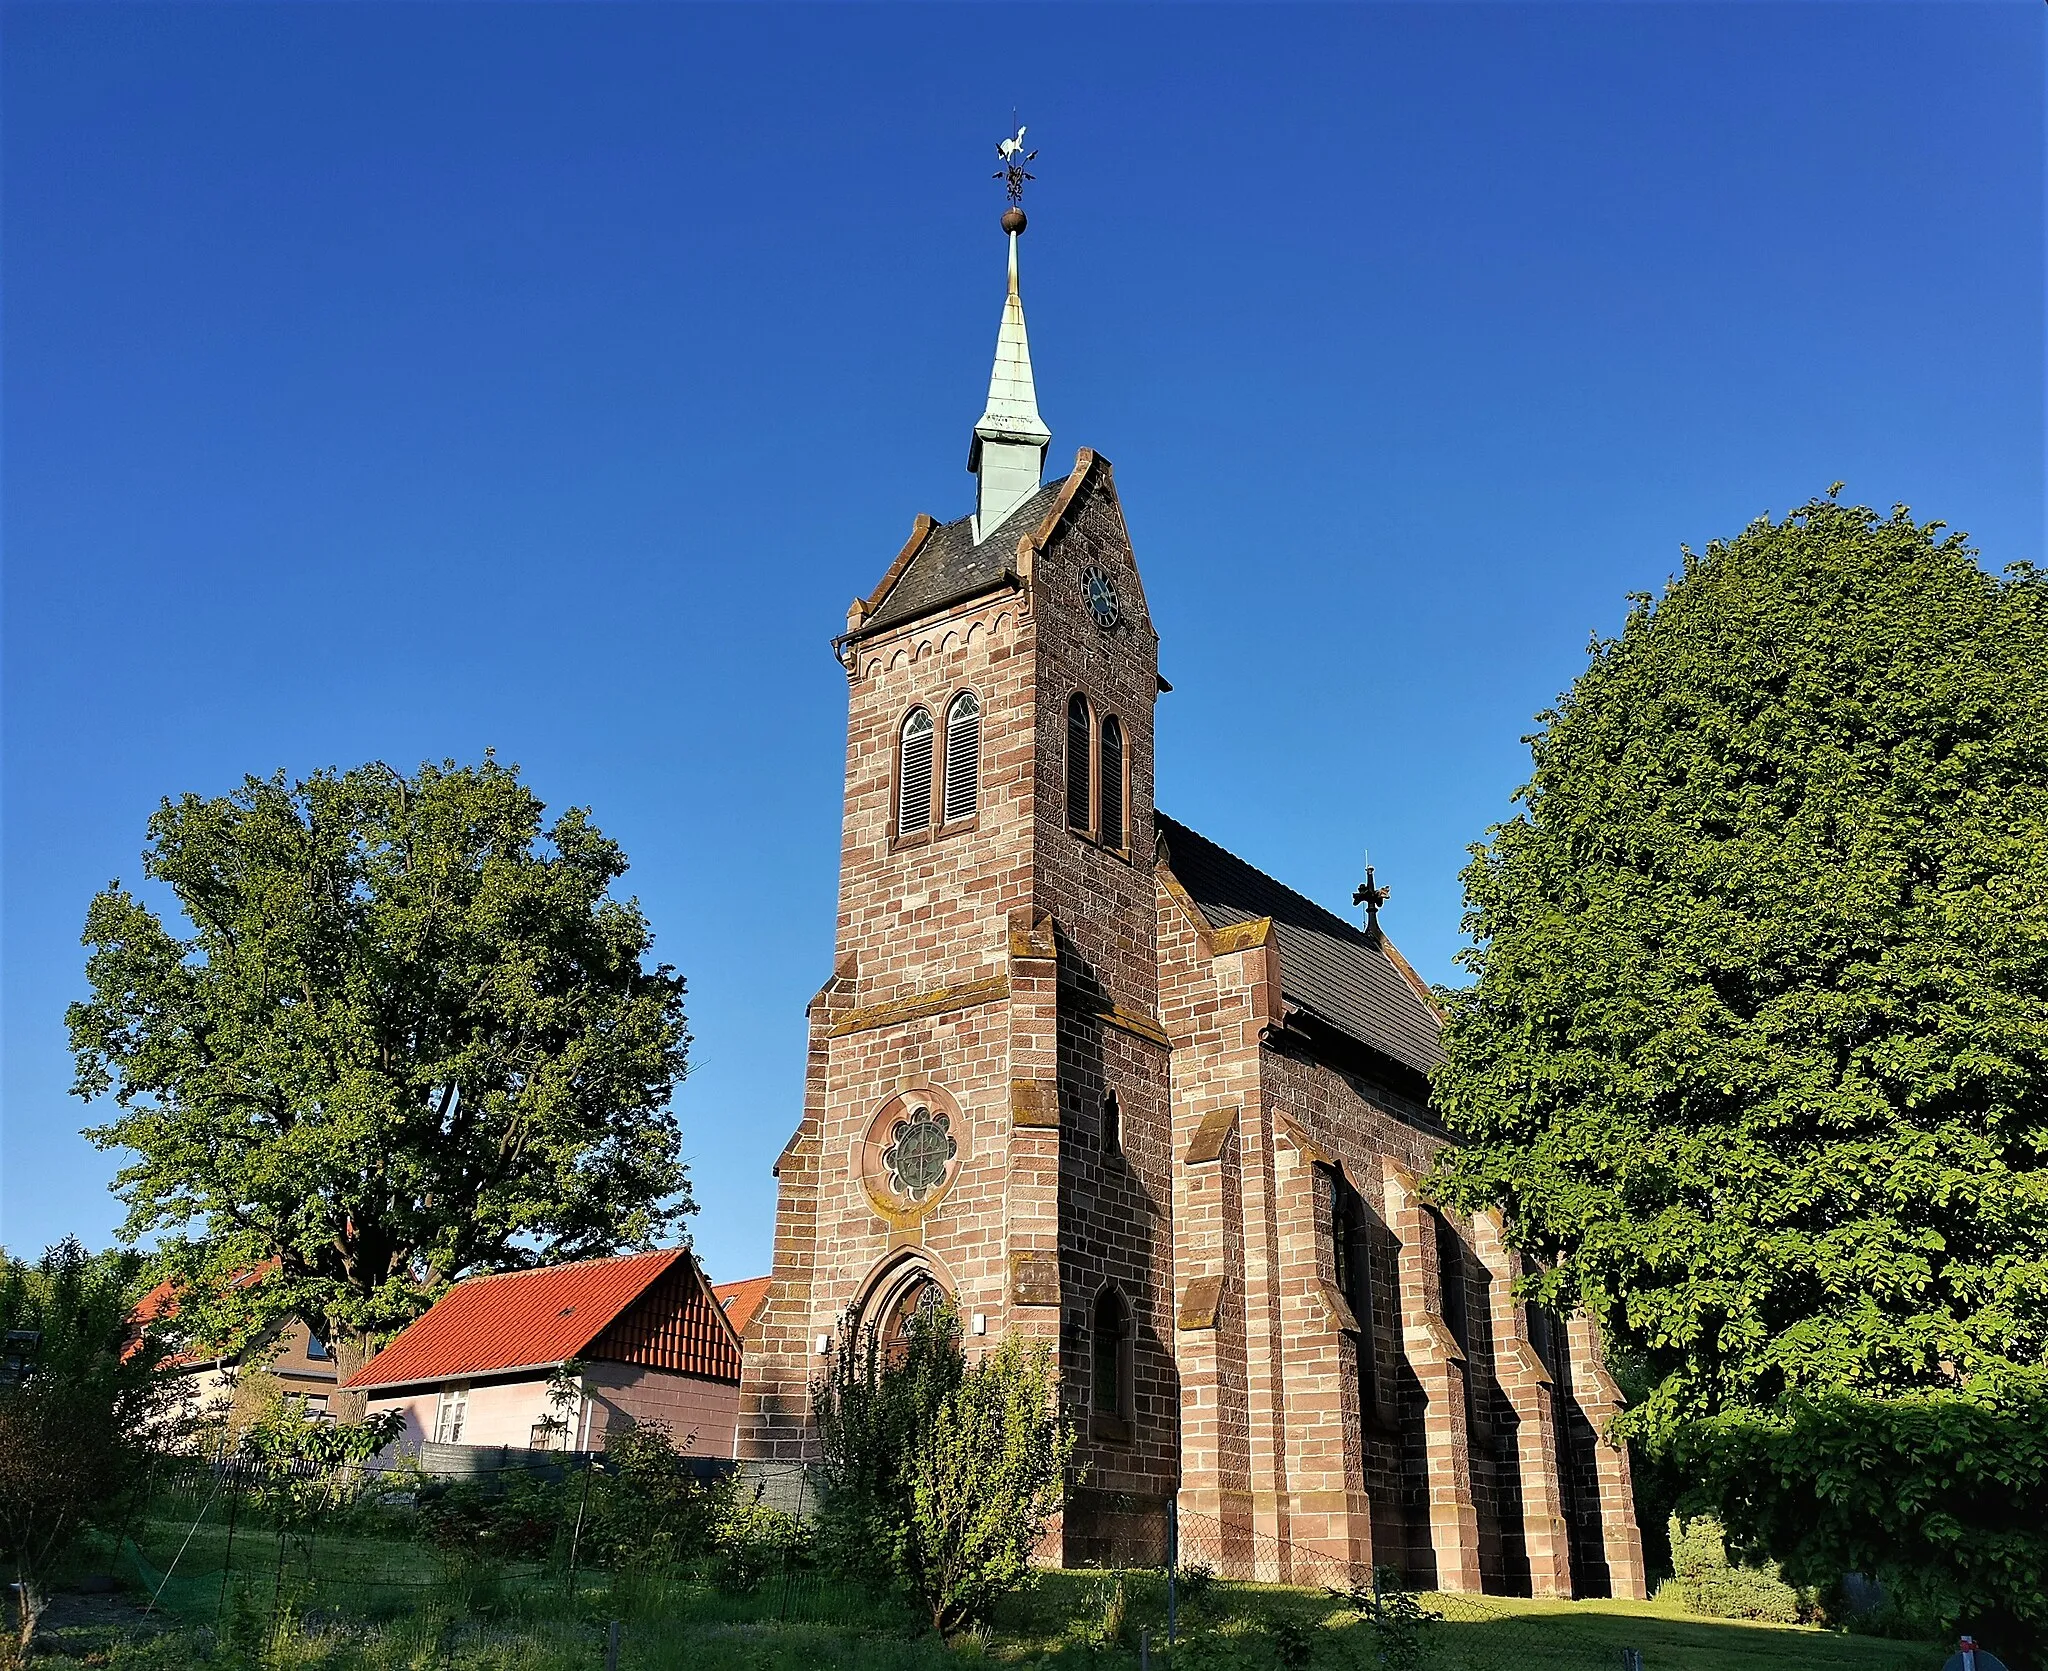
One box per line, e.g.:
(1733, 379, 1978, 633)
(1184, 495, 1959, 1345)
(899, 691, 981, 838)
(1066, 694, 1131, 850)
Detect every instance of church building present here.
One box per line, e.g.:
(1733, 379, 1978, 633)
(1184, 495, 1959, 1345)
(736, 188, 1646, 1599)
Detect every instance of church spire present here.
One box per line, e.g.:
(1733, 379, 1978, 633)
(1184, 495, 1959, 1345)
(969, 126, 1050, 541)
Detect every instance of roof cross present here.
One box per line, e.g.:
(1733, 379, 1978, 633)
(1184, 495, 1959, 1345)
(1353, 861, 1391, 943)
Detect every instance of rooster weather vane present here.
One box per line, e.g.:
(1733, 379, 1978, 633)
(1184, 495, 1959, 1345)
(995, 121, 1037, 208)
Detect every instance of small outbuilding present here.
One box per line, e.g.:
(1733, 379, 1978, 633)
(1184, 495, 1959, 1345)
(347, 1248, 743, 1458)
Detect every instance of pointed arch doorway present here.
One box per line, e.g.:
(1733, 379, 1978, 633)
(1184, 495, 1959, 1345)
(857, 1251, 954, 1366)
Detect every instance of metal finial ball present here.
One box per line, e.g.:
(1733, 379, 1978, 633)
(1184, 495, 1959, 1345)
(1001, 206, 1027, 235)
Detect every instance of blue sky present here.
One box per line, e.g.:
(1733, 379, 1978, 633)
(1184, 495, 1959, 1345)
(4, 3, 2041, 1288)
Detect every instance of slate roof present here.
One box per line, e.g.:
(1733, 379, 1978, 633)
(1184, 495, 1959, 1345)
(860, 475, 1069, 637)
(345, 1248, 739, 1390)
(1155, 814, 1444, 1080)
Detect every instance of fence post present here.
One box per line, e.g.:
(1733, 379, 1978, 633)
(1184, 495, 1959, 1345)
(604, 1619, 621, 1671)
(776, 1466, 806, 1623)
(215, 1464, 241, 1626)
(565, 1463, 595, 1601)
(1165, 1496, 1178, 1647)
(269, 1527, 286, 1651)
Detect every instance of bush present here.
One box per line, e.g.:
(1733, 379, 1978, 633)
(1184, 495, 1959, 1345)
(1655, 1516, 1806, 1624)
(415, 1471, 566, 1563)
(582, 1422, 721, 1571)
(1673, 1381, 2048, 1657)
(813, 1304, 964, 1591)
(813, 1306, 1076, 1639)
(0, 1239, 178, 1657)
(1333, 1569, 1439, 1671)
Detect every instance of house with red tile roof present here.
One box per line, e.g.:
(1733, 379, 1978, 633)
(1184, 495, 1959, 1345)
(130, 1263, 342, 1428)
(345, 1248, 743, 1458)
(711, 1275, 771, 1344)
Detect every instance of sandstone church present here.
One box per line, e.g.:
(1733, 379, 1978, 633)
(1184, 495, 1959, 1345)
(736, 194, 1646, 1600)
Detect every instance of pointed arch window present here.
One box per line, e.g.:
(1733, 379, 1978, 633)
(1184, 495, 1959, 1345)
(898, 708, 935, 837)
(1099, 716, 1126, 850)
(1066, 693, 1094, 834)
(1091, 1285, 1134, 1437)
(1433, 1210, 1469, 1354)
(943, 691, 981, 824)
(1332, 1171, 1380, 1417)
(1101, 1090, 1121, 1158)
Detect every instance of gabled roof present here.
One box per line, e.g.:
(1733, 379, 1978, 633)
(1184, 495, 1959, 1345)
(128, 1261, 279, 1368)
(712, 1275, 771, 1338)
(345, 1248, 739, 1391)
(1156, 813, 1444, 1081)
(858, 475, 1068, 637)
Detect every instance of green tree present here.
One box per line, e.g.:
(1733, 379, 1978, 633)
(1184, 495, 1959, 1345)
(1434, 496, 2048, 1431)
(68, 758, 692, 1402)
(0, 1240, 175, 1657)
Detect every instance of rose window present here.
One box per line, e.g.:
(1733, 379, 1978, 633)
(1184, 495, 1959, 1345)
(882, 1106, 957, 1202)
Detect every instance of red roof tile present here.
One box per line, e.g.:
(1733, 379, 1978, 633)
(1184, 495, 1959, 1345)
(127, 1261, 278, 1367)
(713, 1276, 772, 1339)
(345, 1249, 722, 1391)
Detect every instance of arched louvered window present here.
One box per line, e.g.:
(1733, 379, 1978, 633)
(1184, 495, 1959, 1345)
(1099, 716, 1126, 850)
(1066, 694, 1094, 834)
(898, 708, 934, 837)
(943, 691, 980, 824)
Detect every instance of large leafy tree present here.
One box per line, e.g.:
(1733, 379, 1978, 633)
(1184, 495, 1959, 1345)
(1433, 495, 2048, 1435)
(69, 758, 692, 1394)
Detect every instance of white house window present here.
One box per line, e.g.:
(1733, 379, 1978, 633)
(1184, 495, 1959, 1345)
(899, 708, 935, 836)
(432, 1384, 469, 1444)
(942, 691, 980, 824)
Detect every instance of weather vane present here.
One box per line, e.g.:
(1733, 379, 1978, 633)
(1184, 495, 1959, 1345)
(994, 118, 1037, 224)
(1354, 858, 1391, 943)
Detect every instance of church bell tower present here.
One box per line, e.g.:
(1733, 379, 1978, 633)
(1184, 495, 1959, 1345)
(737, 134, 1180, 1559)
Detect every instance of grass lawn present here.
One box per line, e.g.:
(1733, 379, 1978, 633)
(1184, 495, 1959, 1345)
(80, 1518, 1948, 1671)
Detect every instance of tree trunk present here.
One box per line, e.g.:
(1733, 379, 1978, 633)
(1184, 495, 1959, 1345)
(15, 1571, 45, 1660)
(327, 1333, 373, 1425)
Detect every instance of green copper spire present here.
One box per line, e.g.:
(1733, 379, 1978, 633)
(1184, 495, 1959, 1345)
(969, 126, 1049, 541)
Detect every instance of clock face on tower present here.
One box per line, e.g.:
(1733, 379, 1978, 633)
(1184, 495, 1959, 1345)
(1080, 565, 1121, 630)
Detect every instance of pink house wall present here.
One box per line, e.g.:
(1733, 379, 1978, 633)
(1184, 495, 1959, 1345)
(367, 1364, 740, 1458)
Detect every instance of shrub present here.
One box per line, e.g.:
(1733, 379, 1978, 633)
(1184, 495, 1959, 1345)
(1673, 1380, 2048, 1657)
(813, 1305, 1077, 1639)
(0, 1239, 178, 1657)
(583, 1422, 721, 1571)
(1333, 1569, 1439, 1671)
(813, 1303, 964, 1591)
(415, 1470, 566, 1563)
(1655, 1516, 1805, 1624)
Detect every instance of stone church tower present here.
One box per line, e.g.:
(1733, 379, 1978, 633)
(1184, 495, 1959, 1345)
(736, 200, 1645, 1597)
